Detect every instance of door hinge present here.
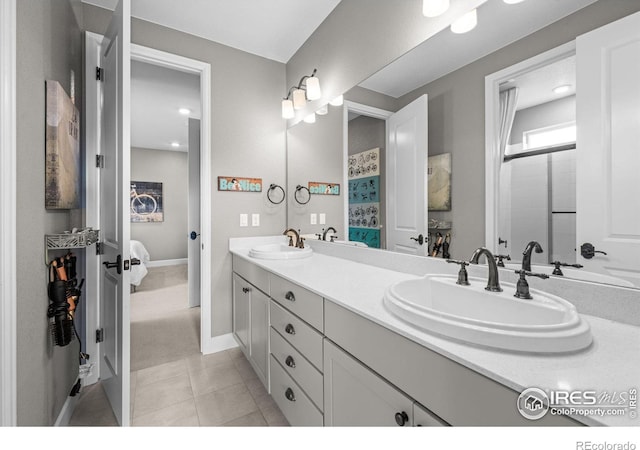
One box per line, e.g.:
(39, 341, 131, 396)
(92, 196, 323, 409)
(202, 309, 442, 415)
(96, 154, 105, 168)
(96, 328, 104, 343)
(96, 66, 104, 81)
(95, 242, 104, 255)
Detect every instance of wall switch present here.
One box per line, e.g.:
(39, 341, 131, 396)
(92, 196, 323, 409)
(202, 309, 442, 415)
(310, 213, 317, 225)
(319, 213, 326, 225)
(240, 214, 248, 227)
(252, 213, 260, 227)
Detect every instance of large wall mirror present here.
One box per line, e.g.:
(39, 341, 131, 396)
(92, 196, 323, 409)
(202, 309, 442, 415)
(285, 0, 640, 290)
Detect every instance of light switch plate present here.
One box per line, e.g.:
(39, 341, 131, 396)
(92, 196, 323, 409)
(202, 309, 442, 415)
(319, 213, 326, 225)
(310, 213, 317, 225)
(240, 214, 248, 227)
(252, 213, 260, 227)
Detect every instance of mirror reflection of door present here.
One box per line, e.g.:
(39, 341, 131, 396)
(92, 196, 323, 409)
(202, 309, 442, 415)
(497, 55, 577, 268)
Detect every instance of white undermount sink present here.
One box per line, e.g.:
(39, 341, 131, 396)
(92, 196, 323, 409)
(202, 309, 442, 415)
(249, 243, 313, 260)
(383, 274, 592, 353)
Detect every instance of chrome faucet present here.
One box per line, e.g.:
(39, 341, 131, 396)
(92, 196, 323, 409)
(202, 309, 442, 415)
(322, 227, 337, 241)
(283, 228, 300, 247)
(469, 247, 502, 292)
(522, 241, 543, 272)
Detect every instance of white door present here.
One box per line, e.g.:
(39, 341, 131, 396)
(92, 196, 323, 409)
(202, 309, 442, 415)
(99, 0, 131, 426)
(576, 11, 640, 288)
(188, 118, 201, 307)
(386, 95, 429, 255)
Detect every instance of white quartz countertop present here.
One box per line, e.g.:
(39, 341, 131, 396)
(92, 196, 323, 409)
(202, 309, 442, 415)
(230, 239, 640, 427)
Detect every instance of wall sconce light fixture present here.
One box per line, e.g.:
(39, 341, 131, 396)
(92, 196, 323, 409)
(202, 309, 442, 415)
(282, 68, 322, 119)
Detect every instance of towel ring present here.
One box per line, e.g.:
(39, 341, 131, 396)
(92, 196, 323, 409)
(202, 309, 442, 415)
(267, 184, 285, 205)
(294, 185, 311, 205)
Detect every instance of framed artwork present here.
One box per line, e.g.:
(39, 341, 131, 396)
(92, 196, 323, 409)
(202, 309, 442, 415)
(130, 181, 164, 222)
(428, 153, 452, 211)
(45, 80, 80, 209)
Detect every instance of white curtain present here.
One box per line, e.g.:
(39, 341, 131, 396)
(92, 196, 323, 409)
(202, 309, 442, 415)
(498, 87, 519, 161)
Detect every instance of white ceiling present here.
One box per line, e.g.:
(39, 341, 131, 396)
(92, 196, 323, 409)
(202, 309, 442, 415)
(82, 0, 342, 63)
(504, 55, 576, 111)
(358, 0, 595, 99)
(131, 60, 200, 151)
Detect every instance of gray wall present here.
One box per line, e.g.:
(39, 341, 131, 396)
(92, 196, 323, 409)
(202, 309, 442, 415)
(396, 0, 640, 260)
(510, 96, 576, 145)
(16, 0, 83, 425)
(83, 4, 287, 338)
(287, 109, 344, 238)
(131, 147, 188, 261)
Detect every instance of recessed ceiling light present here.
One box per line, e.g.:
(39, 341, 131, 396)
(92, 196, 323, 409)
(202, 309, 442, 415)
(503, 0, 526, 4)
(171, 141, 180, 148)
(553, 84, 571, 94)
(423, 0, 450, 18)
(178, 108, 191, 115)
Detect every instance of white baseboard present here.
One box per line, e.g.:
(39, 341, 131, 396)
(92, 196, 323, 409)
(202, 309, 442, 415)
(54, 380, 80, 426)
(146, 258, 188, 268)
(201, 333, 238, 355)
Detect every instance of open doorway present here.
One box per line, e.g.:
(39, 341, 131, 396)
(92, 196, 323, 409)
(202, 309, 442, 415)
(128, 59, 201, 371)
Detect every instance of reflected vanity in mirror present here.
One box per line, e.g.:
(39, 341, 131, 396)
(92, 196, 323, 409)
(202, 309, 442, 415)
(285, 0, 640, 289)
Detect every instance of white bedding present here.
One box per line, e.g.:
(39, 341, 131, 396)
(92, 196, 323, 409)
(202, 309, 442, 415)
(130, 240, 150, 286)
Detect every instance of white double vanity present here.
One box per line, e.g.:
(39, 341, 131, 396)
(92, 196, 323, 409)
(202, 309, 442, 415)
(229, 236, 640, 427)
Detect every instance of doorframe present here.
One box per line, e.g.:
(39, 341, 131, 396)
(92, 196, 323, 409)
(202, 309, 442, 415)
(85, 38, 215, 384)
(342, 101, 392, 243)
(0, 0, 17, 427)
(484, 41, 576, 252)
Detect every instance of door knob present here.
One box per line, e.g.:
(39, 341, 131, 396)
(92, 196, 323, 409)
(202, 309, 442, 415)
(130, 258, 141, 266)
(410, 234, 424, 245)
(580, 243, 607, 259)
(395, 411, 409, 426)
(190, 231, 200, 240)
(103, 254, 122, 275)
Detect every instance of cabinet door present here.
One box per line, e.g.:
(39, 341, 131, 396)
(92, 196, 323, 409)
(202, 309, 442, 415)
(249, 288, 269, 385)
(232, 273, 249, 353)
(324, 339, 413, 427)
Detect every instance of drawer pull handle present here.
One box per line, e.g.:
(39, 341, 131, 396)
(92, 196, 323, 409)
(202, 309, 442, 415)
(285, 291, 296, 302)
(285, 387, 296, 402)
(242, 287, 251, 293)
(395, 411, 409, 427)
(285, 355, 296, 368)
(285, 324, 296, 335)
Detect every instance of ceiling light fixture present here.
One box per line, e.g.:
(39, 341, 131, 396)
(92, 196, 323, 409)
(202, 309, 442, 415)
(281, 69, 322, 119)
(171, 141, 180, 148)
(178, 108, 191, 115)
(553, 84, 571, 94)
(451, 8, 477, 34)
(503, 0, 526, 4)
(329, 95, 343, 106)
(423, 0, 449, 17)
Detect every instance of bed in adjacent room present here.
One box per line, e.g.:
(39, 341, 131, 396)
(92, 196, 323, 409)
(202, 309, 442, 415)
(130, 239, 151, 291)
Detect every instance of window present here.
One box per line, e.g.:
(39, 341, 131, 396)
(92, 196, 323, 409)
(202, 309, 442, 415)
(523, 122, 576, 150)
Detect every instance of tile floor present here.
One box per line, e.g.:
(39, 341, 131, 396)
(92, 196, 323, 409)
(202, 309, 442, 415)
(70, 347, 289, 426)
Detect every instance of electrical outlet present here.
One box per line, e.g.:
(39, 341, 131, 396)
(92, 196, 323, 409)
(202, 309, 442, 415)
(310, 213, 317, 225)
(319, 213, 326, 225)
(240, 214, 248, 227)
(252, 213, 260, 227)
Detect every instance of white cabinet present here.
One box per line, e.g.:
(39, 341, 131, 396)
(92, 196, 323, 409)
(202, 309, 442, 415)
(232, 272, 269, 387)
(324, 339, 415, 427)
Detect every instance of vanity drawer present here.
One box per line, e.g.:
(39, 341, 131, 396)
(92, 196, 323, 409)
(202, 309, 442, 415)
(233, 255, 269, 295)
(270, 355, 323, 427)
(270, 327, 324, 411)
(270, 300, 323, 370)
(270, 274, 323, 332)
